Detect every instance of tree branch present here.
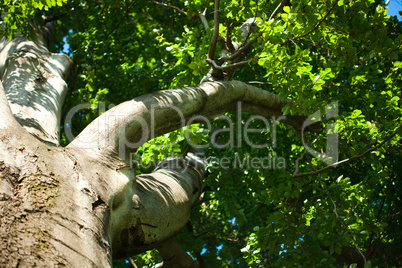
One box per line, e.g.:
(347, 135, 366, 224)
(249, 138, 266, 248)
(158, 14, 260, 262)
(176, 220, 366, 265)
(293, 128, 400, 178)
(208, 0, 220, 61)
(109, 154, 207, 260)
(43, 15, 60, 24)
(269, 0, 291, 21)
(67, 81, 309, 164)
(128, 257, 138, 268)
(0, 35, 72, 145)
(155, 239, 197, 268)
(221, 33, 261, 62)
(198, 8, 210, 30)
(206, 58, 250, 70)
(105, 2, 132, 40)
(224, 16, 235, 52)
(0, 81, 19, 130)
(326, 191, 367, 266)
(151, 0, 187, 16)
(281, 0, 338, 46)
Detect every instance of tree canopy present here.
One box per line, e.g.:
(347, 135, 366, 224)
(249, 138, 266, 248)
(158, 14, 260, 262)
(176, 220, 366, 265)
(1, 0, 401, 267)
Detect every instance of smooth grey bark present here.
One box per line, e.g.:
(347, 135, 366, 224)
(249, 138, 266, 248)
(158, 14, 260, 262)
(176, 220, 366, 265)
(68, 80, 308, 164)
(0, 30, 71, 146)
(0, 21, 307, 268)
(0, 18, 68, 139)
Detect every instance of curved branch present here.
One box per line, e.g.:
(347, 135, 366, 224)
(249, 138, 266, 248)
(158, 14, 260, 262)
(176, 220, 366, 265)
(109, 154, 206, 259)
(0, 35, 72, 145)
(128, 258, 138, 268)
(67, 81, 308, 163)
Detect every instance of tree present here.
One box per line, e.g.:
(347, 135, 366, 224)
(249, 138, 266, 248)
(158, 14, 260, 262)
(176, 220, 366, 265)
(0, 0, 401, 267)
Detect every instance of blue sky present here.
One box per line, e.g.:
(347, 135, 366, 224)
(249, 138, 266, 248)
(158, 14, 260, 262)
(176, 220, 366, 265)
(387, 0, 402, 20)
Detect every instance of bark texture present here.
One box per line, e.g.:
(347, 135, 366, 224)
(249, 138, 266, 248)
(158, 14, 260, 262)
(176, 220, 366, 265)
(68, 80, 309, 163)
(0, 30, 71, 145)
(0, 20, 309, 268)
(0, 129, 114, 267)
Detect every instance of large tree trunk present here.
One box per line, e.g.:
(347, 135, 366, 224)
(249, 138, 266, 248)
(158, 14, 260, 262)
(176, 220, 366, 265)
(0, 124, 206, 267)
(0, 128, 114, 267)
(0, 21, 306, 267)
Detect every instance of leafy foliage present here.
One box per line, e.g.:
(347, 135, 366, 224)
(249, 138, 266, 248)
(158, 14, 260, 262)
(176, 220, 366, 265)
(0, 0, 66, 39)
(3, 0, 402, 267)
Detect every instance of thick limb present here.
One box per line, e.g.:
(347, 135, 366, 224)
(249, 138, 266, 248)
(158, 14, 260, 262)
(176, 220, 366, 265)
(155, 239, 197, 268)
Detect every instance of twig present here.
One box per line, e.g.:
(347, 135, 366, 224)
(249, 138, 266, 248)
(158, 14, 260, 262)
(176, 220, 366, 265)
(246, 81, 273, 85)
(105, 2, 132, 40)
(224, 16, 235, 51)
(326, 192, 367, 264)
(269, 0, 291, 21)
(151, 0, 187, 15)
(99, 2, 107, 14)
(43, 15, 60, 24)
(282, 0, 338, 46)
(381, 210, 402, 222)
(206, 58, 250, 70)
(293, 150, 308, 176)
(200, 225, 238, 242)
(199, 8, 210, 30)
(221, 33, 261, 62)
(241, 18, 257, 45)
(208, 0, 220, 61)
(293, 128, 400, 178)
